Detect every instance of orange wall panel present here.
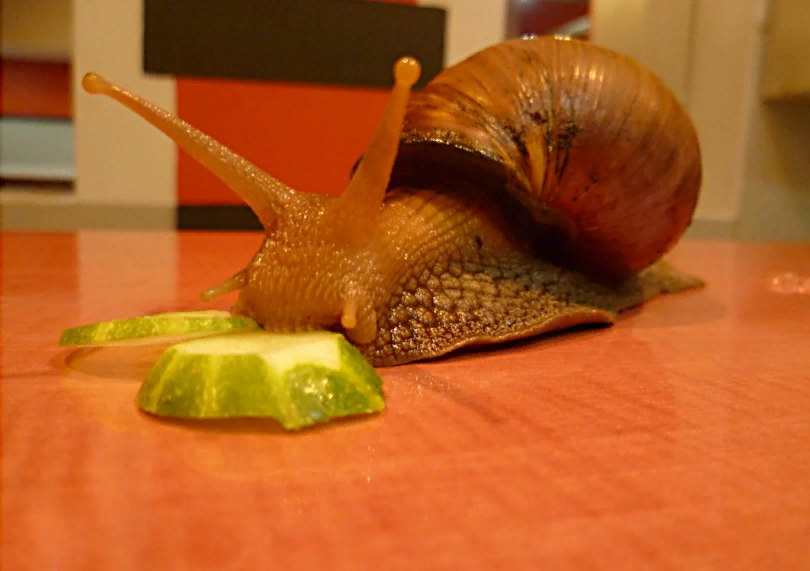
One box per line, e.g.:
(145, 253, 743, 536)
(176, 79, 392, 205)
(1, 60, 71, 119)
(175, 0, 425, 206)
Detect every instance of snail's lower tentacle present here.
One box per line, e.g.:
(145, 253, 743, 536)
(200, 268, 248, 302)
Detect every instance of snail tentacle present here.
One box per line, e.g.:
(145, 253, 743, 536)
(81, 73, 296, 228)
(200, 267, 248, 302)
(325, 57, 421, 246)
(341, 297, 377, 344)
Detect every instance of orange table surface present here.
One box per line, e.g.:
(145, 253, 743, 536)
(2, 231, 809, 569)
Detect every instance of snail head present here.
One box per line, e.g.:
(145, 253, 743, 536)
(81, 57, 422, 343)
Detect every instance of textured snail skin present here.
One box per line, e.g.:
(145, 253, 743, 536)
(334, 178, 701, 366)
(82, 37, 704, 367)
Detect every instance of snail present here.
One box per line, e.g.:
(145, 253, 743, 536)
(82, 35, 703, 367)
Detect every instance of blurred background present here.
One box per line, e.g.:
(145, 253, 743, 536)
(1, 0, 808, 240)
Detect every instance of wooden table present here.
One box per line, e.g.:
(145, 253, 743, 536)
(2, 231, 809, 569)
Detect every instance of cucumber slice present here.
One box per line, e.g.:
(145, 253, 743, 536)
(136, 330, 385, 430)
(59, 310, 259, 347)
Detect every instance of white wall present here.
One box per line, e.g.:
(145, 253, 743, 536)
(735, 0, 810, 240)
(592, 0, 810, 241)
(590, 0, 695, 105)
(424, 0, 508, 66)
(592, 0, 760, 233)
(687, 0, 763, 227)
(737, 86, 810, 240)
(73, 0, 176, 210)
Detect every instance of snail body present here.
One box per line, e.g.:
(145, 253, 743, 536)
(83, 36, 703, 367)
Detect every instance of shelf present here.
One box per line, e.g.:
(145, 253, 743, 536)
(0, 117, 75, 183)
(761, 0, 810, 101)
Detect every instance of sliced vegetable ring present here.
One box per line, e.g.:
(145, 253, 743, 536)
(59, 310, 258, 346)
(137, 330, 385, 430)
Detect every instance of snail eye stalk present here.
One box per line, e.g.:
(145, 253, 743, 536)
(325, 56, 422, 246)
(81, 72, 297, 229)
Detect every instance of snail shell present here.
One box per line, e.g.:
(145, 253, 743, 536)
(81, 36, 704, 366)
(391, 36, 701, 280)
